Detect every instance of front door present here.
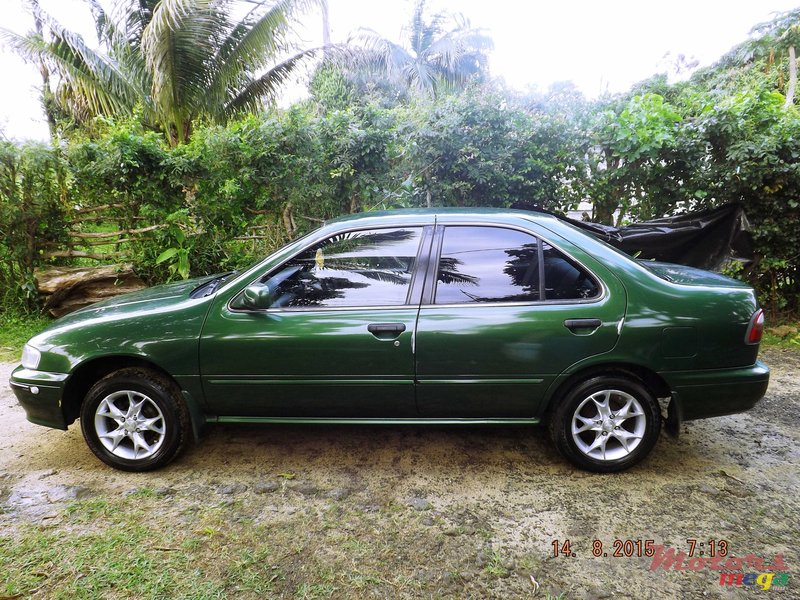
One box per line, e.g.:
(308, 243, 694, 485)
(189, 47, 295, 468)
(199, 226, 429, 417)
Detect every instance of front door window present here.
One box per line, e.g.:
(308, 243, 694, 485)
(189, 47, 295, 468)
(263, 227, 423, 309)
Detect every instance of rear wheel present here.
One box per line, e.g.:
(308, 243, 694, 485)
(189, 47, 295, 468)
(80, 368, 190, 471)
(549, 376, 661, 472)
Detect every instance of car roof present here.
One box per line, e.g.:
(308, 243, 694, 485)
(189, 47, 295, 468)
(326, 207, 561, 226)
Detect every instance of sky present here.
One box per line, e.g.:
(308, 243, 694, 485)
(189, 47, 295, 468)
(1, 0, 798, 141)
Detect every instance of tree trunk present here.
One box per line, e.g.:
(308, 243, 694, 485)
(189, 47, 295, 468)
(594, 203, 616, 225)
(321, 0, 331, 50)
(785, 46, 797, 108)
(593, 151, 621, 225)
(29, 0, 59, 140)
(35, 264, 147, 317)
(282, 203, 296, 237)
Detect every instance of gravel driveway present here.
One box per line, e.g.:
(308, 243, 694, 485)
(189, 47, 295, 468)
(1, 348, 798, 598)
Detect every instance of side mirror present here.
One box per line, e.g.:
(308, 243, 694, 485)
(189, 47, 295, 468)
(234, 284, 274, 310)
(231, 266, 301, 310)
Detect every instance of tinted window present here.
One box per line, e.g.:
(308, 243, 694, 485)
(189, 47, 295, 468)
(265, 228, 422, 308)
(542, 241, 600, 300)
(435, 227, 541, 304)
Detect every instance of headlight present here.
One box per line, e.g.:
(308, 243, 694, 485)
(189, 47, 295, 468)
(21, 344, 41, 370)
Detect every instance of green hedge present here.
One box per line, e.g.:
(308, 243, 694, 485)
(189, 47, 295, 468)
(1, 84, 798, 316)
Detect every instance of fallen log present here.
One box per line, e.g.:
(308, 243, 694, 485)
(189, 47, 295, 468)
(34, 264, 147, 317)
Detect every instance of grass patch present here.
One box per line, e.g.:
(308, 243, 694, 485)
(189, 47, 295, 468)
(0, 313, 51, 362)
(0, 496, 240, 599)
(484, 549, 510, 578)
(0, 489, 527, 599)
(762, 322, 800, 350)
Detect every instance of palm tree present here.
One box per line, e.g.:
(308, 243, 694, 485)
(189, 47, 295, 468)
(701, 8, 800, 106)
(750, 9, 800, 107)
(2, 0, 322, 145)
(353, 0, 493, 97)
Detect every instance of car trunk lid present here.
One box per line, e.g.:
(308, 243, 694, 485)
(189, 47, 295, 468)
(638, 261, 749, 288)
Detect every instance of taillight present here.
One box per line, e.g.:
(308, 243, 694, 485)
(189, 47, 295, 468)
(745, 309, 765, 344)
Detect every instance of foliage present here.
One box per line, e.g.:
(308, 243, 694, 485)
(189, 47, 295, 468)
(578, 67, 800, 313)
(0, 142, 69, 312)
(0, 312, 50, 360)
(2, 72, 799, 315)
(309, 63, 361, 112)
(346, 0, 493, 99)
(405, 86, 587, 210)
(2, 2, 800, 318)
(1, 0, 322, 144)
(155, 220, 192, 280)
(684, 86, 800, 315)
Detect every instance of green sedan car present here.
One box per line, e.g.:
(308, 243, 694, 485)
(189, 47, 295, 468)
(10, 209, 769, 472)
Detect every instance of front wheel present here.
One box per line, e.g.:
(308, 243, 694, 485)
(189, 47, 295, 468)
(549, 376, 661, 472)
(80, 368, 190, 471)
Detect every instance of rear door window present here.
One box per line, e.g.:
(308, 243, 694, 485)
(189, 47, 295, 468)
(434, 226, 541, 304)
(434, 226, 599, 304)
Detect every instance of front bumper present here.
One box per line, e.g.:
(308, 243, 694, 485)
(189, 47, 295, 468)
(9, 366, 69, 430)
(661, 360, 770, 421)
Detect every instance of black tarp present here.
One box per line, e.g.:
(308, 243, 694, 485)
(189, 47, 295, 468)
(513, 203, 754, 272)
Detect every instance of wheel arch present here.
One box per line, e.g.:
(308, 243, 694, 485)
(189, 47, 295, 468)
(542, 362, 672, 419)
(62, 356, 204, 441)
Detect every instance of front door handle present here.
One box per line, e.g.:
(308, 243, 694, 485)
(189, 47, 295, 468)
(367, 322, 407, 339)
(564, 318, 602, 331)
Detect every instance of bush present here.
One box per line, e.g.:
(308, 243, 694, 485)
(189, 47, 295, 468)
(0, 82, 797, 317)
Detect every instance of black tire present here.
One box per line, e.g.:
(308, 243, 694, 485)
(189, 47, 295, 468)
(80, 368, 190, 471)
(549, 375, 661, 472)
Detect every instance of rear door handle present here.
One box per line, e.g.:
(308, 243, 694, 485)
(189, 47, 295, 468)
(564, 318, 602, 330)
(367, 322, 406, 338)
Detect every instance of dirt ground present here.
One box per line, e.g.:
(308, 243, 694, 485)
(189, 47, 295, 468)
(1, 348, 798, 599)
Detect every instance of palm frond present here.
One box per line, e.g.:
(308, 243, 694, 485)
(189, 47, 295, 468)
(350, 28, 413, 80)
(81, 0, 115, 46)
(404, 60, 436, 94)
(213, 0, 322, 69)
(112, 0, 159, 47)
(207, 0, 294, 109)
(343, 1, 492, 98)
(0, 27, 41, 60)
(427, 27, 492, 77)
(7, 0, 328, 143)
(224, 47, 320, 116)
(141, 0, 219, 138)
(1, 23, 139, 119)
(50, 19, 140, 103)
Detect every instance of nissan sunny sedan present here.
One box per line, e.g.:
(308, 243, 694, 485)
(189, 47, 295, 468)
(10, 209, 769, 472)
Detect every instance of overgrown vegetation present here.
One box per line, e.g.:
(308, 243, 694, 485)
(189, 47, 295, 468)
(0, 313, 50, 360)
(0, 3, 798, 320)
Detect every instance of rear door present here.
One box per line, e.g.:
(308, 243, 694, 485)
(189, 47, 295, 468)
(414, 223, 626, 418)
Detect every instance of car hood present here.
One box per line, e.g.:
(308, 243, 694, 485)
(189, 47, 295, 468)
(638, 261, 750, 288)
(26, 274, 222, 371)
(52, 275, 218, 324)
